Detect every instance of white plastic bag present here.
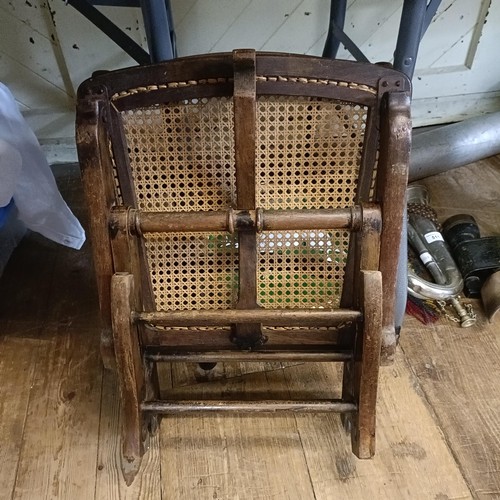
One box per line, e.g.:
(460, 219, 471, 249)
(0, 82, 85, 249)
(0, 138, 21, 207)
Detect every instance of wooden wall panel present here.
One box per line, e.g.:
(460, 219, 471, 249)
(0, 0, 498, 140)
(0, 2, 71, 110)
(0, 0, 146, 140)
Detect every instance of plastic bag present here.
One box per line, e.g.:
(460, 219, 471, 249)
(0, 82, 85, 249)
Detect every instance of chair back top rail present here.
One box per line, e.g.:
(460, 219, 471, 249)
(77, 51, 409, 110)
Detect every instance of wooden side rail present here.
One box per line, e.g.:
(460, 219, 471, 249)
(144, 349, 353, 363)
(141, 400, 358, 414)
(135, 308, 361, 327)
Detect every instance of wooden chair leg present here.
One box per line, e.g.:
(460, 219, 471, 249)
(111, 272, 146, 485)
(345, 270, 383, 458)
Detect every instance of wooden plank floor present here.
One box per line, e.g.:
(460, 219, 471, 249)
(0, 158, 499, 499)
(400, 155, 500, 500)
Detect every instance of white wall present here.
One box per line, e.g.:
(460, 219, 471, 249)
(0, 0, 147, 141)
(1, 0, 499, 143)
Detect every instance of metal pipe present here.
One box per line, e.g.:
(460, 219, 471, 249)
(323, 0, 348, 59)
(322, 1, 369, 63)
(66, 0, 150, 65)
(140, 0, 174, 62)
(165, 0, 177, 58)
(393, 0, 428, 79)
(410, 112, 500, 181)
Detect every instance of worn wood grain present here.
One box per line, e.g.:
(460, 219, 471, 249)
(111, 273, 145, 484)
(11, 322, 102, 500)
(351, 270, 383, 458)
(0, 164, 104, 498)
(158, 353, 473, 499)
(0, 336, 45, 497)
(0, 164, 158, 498)
(159, 368, 316, 500)
(0, 165, 98, 336)
(402, 157, 500, 498)
(377, 91, 411, 362)
(95, 370, 161, 500)
(232, 49, 262, 348)
(415, 155, 500, 237)
(4, 157, 500, 498)
(401, 313, 500, 499)
(77, 97, 118, 369)
(286, 354, 472, 499)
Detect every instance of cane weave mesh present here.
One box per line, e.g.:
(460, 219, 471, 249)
(118, 92, 368, 312)
(121, 97, 238, 311)
(122, 97, 236, 212)
(145, 232, 238, 311)
(257, 229, 349, 308)
(255, 96, 366, 210)
(255, 96, 367, 308)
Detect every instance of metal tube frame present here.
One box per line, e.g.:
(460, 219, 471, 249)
(139, 0, 174, 62)
(68, 0, 176, 64)
(71, 1, 441, 73)
(323, 0, 348, 59)
(393, 0, 428, 79)
(322, 0, 442, 78)
(66, 0, 150, 65)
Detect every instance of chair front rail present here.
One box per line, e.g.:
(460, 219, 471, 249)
(135, 308, 361, 327)
(141, 399, 358, 414)
(144, 349, 353, 363)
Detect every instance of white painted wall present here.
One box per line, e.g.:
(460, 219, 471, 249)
(0, 0, 147, 141)
(1, 0, 498, 143)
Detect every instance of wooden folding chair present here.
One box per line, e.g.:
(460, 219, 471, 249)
(76, 50, 410, 483)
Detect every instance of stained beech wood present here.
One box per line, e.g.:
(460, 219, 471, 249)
(377, 92, 411, 362)
(136, 308, 361, 326)
(109, 206, 364, 234)
(351, 270, 383, 457)
(76, 49, 412, 483)
(111, 273, 145, 485)
(142, 400, 357, 414)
